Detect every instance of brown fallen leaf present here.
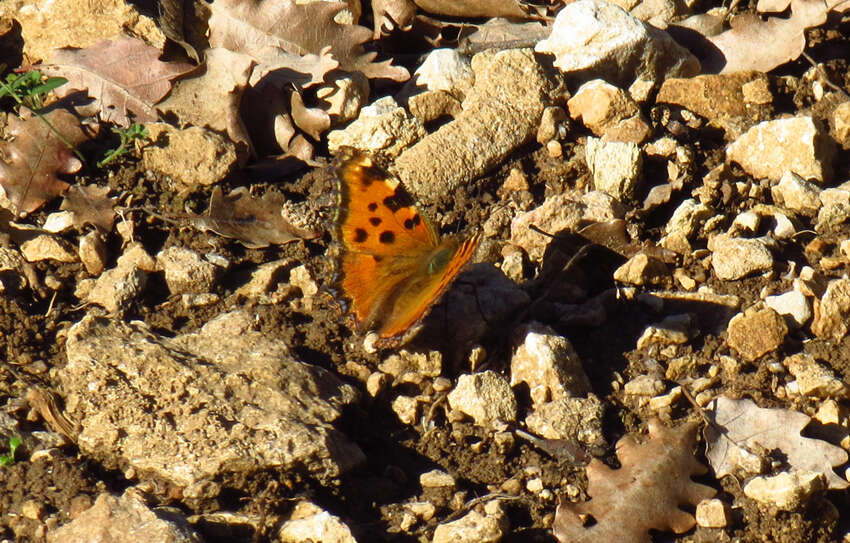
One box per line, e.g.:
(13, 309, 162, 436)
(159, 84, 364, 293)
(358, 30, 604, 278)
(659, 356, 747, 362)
(553, 418, 716, 543)
(413, 0, 533, 18)
(188, 186, 320, 248)
(60, 184, 116, 234)
(372, 0, 418, 38)
(290, 90, 331, 141)
(0, 109, 92, 216)
(208, 0, 409, 82)
(41, 36, 194, 126)
(158, 0, 201, 63)
(705, 0, 850, 73)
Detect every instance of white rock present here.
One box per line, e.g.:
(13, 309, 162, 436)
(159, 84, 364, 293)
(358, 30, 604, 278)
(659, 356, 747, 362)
(20, 235, 77, 263)
(817, 185, 850, 230)
(771, 171, 821, 215)
(327, 96, 426, 157)
(784, 353, 848, 398)
(289, 264, 318, 311)
(811, 277, 850, 341)
(731, 210, 760, 234)
(156, 246, 218, 295)
(695, 498, 731, 528)
(585, 137, 642, 200)
(623, 375, 666, 396)
(764, 290, 811, 327)
(278, 501, 357, 543)
(432, 509, 507, 543)
(420, 469, 456, 488)
(726, 116, 835, 183)
(710, 236, 773, 280)
(743, 471, 826, 510)
(414, 49, 474, 96)
(448, 371, 517, 426)
(535, 0, 698, 86)
(78, 231, 107, 276)
(636, 314, 692, 349)
(391, 395, 419, 425)
(510, 324, 591, 405)
(42, 210, 76, 233)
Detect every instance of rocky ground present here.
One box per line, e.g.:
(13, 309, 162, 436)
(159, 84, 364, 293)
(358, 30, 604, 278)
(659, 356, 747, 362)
(2, 0, 850, 542)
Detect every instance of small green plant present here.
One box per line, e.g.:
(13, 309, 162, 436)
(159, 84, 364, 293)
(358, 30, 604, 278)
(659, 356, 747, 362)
(97, 123, 149, 167)
(0, 69, 67, 111)
(0, 436, 22, 466)
(0, 64, 84, 163)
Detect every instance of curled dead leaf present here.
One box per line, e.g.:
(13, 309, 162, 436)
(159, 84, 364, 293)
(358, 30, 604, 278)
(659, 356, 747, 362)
(60, 184, 116, 234)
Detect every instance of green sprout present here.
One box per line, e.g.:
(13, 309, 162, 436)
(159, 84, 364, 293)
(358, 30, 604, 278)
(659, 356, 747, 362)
(98, 123, 149, 167)
(0, 65, 84, 163)
(0, 436, 22, 466)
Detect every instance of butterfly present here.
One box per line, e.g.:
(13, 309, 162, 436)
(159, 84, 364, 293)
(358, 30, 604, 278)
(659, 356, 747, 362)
(333, 148, 481, 348)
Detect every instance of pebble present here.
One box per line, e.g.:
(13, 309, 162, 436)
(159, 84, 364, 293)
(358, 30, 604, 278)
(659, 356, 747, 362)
(78, 231, 107, 276)
(447, 371, 518, 426)
(278, 501, 357, 543)
(785, 353, 848, 399)
(764, 290, 811, 327)
(817, 185, 850, 230)
(771, 171, 822, 215)
(432, 509, 507, 543)
(366, 372, 388, 397)
(156, 246, 218, 295)
(510, 324, 591, 405)
(624, 375, 666, 396)
(635, 314, 692, 349)
(743, 471, 826, 510)
(86, 264, 147, 314)
(537, 106, 569, 144)
(326, 96, 426, 157)
(567, 79, 650, 144)
(380, 350, 442, 380)
(391, 395, 419, 425)
(420, 469, 456, 489)
(695, 498, 730, 528)
(657, 72, 772, 122)
(726, 306, 788, 361)
(413, 48, 474, 95)
(811, 277, 850, 341)
(20, 235, 78, 263)
(709, 235, 773, 280)
(726, 116, 835, 183)
(585, 137, 643, 200)
(143, 123, 238, 186)
(613, 253, 668, 286)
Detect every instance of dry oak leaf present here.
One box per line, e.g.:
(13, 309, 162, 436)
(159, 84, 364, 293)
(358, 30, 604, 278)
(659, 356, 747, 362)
(0, 109, 91, 216)
(60, 184, 116, 234)
(705, 396, 849, 490)
(706, 0, 850, 73)
(41, 36, 194, 126)
(188, 186, 320, 248)
(208, 0, 409, 83)
(553, 418, 716, 543)
(413, 0, 533, 19)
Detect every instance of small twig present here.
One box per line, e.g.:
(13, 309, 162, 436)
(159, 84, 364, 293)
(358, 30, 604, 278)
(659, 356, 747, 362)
(801, 51, 850, 100)
(442, 493, 523, 523)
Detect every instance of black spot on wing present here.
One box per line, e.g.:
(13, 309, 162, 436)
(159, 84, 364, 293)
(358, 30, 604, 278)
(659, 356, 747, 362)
(369, 217, 382, 226)
(354, 228, 368, 242)
(403, 214, 421, 230)
(382, 188, 415, 212)
(379, 231, 395, 244)
(368, 202, 378, 212)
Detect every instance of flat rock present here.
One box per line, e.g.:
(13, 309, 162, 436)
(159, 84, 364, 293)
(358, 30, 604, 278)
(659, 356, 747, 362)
(143, 123, 238, 186)
(46, 490, 200, 543)
(726, 116, 835, 183)
(59, 311, 362, 499)
(567, 79, 650, 144)
(771, 171, 821, 216)
(278, 501, 357, 543)
(20, 235, 77, 263)
(726, 307, 788, 361)
(784, 353, 848, 399)
(585, 137, 642, 200)
(695, 498, 731, 528)
(448, 371, 518, 426)
(764, 290, 811, 327)
(613, 252, 668, 285)
(432, 509, 507, 543)
(510, 323, 591, 405)
(816, 184, 850, 230)
(413, 48, 474, 96)
(535, 0, 699, 87)
(710, 235, 773, 280)
(743, 471, 826, 511)
(156, 246, 219, 295)
(394, 48, 554, 201)
(656, 72, 772, 122)
(636, 314, 693, 349)
(327, 96, 426, 157)
(811, 277, 850, 341)
(524, 396, 606, 452)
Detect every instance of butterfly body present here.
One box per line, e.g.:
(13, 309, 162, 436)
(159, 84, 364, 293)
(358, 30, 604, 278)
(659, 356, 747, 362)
(333, 149, 480, 347)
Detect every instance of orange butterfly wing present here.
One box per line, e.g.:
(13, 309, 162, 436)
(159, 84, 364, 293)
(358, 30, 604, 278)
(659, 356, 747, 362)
(333, 149, 480, 345)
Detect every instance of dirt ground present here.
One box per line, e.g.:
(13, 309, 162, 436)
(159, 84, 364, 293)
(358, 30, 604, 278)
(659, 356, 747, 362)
(3, 3, 850, 543)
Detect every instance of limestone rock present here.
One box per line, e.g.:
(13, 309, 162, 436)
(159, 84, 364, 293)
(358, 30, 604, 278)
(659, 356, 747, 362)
(510, 324, 591, 405)
(448, 371, 518, 426)
(710, 236, 773, 280)
(143, 124, 238, 186)
(524, 395, 606, 452)
(413, 48, 474, 96)
(743, 471, 826, 510)
(78, 231, 107, 276)
(20, 235, 77, 263)
(816, 184, 850, 230)
(432, 509, 507, 543)
(771, 171, 821, 216)
(567, 79, 650, 144)
(726, 307, 788, 362)
(46, 490, 200, 543)
(764, 290, 811, 327)
(613, 252, 668, 286)
(535, 0, 699, 86)
(656, 72, 772, 122)
(278, 502, 357, 543)
(585, 137, 642, 200)
(695, 498, 731, 528)
(58, 311, 362, 499)
(156, 246, 219, 295)
(785, 353, 848, 399)
(327, 96, 426, 157)
(726, 116, 835, 183)
(811, 277, 850, 341)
